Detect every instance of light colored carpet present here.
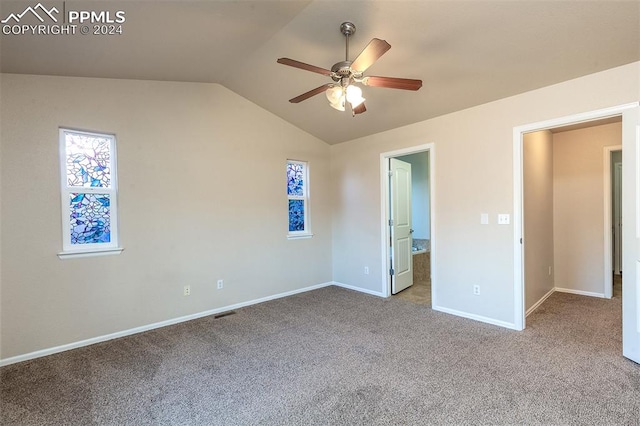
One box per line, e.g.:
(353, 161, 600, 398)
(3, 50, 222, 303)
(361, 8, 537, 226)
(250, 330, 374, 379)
(1, 282, 638, 425)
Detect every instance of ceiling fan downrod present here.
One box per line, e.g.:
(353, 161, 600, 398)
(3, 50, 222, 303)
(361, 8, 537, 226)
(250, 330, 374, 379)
(340, 21, 356, 61)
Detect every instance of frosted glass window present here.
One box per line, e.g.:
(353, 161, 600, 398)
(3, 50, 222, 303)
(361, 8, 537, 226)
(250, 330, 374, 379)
(59, 129, 120, 255)
(287, 160, 310, 237)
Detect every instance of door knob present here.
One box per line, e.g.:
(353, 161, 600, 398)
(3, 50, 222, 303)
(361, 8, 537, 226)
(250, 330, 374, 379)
(410, 229, 414, 234)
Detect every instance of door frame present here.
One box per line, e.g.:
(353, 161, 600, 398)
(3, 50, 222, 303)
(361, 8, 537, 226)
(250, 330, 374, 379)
(604, 145, 623, 298)
(613, 161, 623, 275)
(513, 103, 639, 330)
(380, 143, 435, 298)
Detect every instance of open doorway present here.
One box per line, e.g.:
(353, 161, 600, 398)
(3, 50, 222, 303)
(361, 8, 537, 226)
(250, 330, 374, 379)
(379, 144, 435, 305)
(522, 118, 622, 316)
(513, 103, 638, 333)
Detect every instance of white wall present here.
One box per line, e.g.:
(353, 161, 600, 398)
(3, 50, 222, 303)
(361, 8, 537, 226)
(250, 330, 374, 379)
(331, 62, 639, 326)
(523, 130, 554, 311)
(0, 74, 332, 360)
(553, 122, 622, 295)
(396, 152, 430, 240)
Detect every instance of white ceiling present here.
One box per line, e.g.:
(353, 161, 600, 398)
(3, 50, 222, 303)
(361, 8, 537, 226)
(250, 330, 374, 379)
(2, 0, 639, 144)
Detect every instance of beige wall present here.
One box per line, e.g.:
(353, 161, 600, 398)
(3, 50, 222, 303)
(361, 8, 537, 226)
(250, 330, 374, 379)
(553, 122, 622, 294)
(1, 62, 638, 360)
(0, 74, 332, 359)
(523, 130, 554, 311)
(331, 62, 639, 326)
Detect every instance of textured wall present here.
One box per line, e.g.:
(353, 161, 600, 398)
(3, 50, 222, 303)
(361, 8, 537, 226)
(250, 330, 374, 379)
(524, 130, 555, 311)
(331, 62, 639, 326)
(0, 74, 332, 359)
(553, 122, 622, 295)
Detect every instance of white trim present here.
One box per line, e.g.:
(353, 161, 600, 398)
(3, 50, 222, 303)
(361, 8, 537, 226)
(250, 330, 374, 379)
(57, 247, 124, 259)
(513, 126, 525, 331)
(286, 233, 313, 240)
(379, 143, 435, 301)
(604, 145, 623, 298)
(332, 281, 386, 297)
(513, 102, 639, 331)
(526, 287, 555, 317)
(554, 287, 605, 298)
(431, 305, 519, 330)
(0, 281, 333, 367)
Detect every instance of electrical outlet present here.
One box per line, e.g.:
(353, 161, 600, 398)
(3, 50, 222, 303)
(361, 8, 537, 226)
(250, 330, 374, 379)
(548, 266, 552, 276)
(473, 285, 480, 295)
(498, 214, 510, 225)
(364, 266, 369, 275)
(217, 279, 224, 290)
(183, 285, 191, 296)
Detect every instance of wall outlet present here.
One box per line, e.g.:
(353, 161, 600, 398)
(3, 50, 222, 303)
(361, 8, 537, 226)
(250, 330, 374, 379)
(473, 285, 480, 295)
(498, 214, 510, 225)
(548, 266, 552, 276)
(217, 279, 224, 290)
(183, 285, 191, 296)
(480, 213, 489, 225)
(364, 266, 369, 275)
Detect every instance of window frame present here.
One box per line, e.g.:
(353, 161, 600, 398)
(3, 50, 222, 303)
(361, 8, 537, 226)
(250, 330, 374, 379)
(287, 159, 312, 239)
(58, 128, 122, 259)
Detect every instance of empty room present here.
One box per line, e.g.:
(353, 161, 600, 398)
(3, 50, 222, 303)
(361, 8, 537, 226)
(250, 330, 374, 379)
(1, 1, 639, 424)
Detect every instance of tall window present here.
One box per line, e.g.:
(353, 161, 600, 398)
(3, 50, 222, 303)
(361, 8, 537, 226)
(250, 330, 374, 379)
(287, 160, 311, 238)
(58, 128, 120, 257)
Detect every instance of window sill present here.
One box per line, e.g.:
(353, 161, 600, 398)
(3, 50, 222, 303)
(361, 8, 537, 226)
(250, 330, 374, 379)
(57, 247, 124, 260)
(287, 233, 314, 240)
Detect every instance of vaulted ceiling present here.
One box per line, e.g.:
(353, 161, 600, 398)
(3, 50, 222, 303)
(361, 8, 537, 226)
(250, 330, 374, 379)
(2, 1, 639, 144)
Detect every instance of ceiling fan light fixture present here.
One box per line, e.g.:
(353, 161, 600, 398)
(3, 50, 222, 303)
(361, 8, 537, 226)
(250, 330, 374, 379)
(326, 85, 343, 103)
(330, 96, 346, 111)
(326, 85, 346, 111)
(346, 84, 365, 108)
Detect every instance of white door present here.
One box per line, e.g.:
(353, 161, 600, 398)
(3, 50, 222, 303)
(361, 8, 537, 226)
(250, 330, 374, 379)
(622, 106, 640, 364)
(390, 158, 413, 294)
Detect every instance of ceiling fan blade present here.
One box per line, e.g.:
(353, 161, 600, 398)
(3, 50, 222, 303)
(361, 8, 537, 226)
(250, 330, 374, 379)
(363, 76, 423, 91)
(350, 38, 391, 72)
(277, 58, 332, 76)
(289, 84, 333, 103)
(353, 103, 367, 115)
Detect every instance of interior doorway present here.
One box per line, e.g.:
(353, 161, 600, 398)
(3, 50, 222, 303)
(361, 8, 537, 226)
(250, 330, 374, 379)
(513, 103, 638, 333)
(522, 122, 621, 314)
(379, 143, 435, 304)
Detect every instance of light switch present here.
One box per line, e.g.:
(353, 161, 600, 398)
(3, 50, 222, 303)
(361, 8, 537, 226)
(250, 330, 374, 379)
(498, 214, 510, 225)
(480, 213, 489, 225)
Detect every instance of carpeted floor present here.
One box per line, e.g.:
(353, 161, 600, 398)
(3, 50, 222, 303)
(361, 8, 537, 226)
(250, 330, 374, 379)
(1, 278, 638, 425)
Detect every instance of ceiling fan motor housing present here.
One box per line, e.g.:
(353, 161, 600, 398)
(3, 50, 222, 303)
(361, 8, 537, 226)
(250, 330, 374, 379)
(331, 61, 353, 82)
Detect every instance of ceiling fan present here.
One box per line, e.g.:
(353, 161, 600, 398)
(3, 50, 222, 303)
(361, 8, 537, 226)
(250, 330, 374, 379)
(277, 22, 422, 116)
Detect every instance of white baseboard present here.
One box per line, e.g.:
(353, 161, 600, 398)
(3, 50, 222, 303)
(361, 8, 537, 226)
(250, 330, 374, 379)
(431, 305, 519, 330)
(0, 281, 334, 367)
(331, 281, 386, 297)
(526, 287, 555, 317)
(554, 287, 605, 298)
